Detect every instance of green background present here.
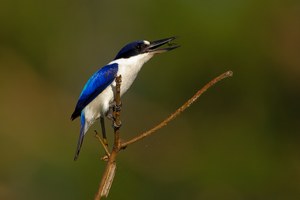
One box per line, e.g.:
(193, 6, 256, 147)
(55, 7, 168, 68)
(1, 0, 300, 199)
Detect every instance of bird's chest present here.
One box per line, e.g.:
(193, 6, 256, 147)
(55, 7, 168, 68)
(117, 64, 142, 94)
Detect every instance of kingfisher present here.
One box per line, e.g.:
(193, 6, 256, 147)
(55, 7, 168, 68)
(71, 37, 179, 160)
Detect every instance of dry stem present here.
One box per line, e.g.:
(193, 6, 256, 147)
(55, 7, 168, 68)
(94, 70, 233, 199)
(94, 75, 122, 200)
(121, 70, 233, 148)
(95, 131, 110, 158)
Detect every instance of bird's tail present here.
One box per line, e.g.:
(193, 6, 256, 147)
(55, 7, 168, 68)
(74, 114, 88, 161)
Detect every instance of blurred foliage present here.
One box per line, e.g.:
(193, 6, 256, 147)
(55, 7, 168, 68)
(1, 0, 300, 199)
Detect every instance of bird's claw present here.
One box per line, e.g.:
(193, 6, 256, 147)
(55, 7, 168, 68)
(114, 103, 122, 112)
(113, 121, 122, 129)
(106, 111, 114, 121)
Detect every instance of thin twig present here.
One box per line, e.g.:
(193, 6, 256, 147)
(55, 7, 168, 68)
(94, 75, 122, 200)
(93, 70, 233, 199)
(121, 70, 233, 148)
(94, 131, 110, 158)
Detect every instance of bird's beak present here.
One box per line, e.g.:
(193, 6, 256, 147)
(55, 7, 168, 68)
(146, 36, 180, 54)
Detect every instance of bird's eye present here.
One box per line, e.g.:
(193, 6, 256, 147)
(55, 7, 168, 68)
(136, 44, 142, 50)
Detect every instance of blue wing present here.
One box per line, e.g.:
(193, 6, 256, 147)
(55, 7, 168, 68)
(71, 63, 118, 120)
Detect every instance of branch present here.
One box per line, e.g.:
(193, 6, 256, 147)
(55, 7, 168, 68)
(93, 70, 233, 199)
(121, 70, 233, 148)
(94, 75, 122, 200)
(95, 131, 110, 159)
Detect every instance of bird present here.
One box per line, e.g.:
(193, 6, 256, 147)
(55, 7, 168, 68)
(71, 37, 179, 160)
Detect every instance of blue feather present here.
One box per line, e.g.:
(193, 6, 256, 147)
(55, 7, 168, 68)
(71, 63, 118, 120)
(74, 113, 86, 160)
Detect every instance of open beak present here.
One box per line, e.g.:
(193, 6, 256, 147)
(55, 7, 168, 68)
(146, 36, 180, 54)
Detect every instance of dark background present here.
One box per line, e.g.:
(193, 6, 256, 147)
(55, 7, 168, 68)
(1, 0, 300, 199)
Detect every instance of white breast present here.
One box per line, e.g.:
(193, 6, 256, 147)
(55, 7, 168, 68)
(111, 53, 153, 96)
(83, 53, 153, 125)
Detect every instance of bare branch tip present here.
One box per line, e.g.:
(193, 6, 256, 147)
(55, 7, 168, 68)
(101, 155, 109, 161)
(226, 70, 233, 77)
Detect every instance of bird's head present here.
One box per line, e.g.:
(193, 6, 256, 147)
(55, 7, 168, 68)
(114, 37, 179, 61)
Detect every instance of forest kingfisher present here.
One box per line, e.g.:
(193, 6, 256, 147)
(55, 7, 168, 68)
(71, 37, 179, 160)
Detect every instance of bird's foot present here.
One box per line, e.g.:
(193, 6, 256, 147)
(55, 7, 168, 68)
(113, 121, 122, 129)
(114, 102, 122, 112)
(106, 107, 114, 120)
(110, 101, 122, 112)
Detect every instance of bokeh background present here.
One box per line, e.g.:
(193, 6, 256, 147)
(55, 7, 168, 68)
(1, 0, 300, 199)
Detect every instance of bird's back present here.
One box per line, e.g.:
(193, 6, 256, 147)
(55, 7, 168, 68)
(71, 63, 118, 120)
